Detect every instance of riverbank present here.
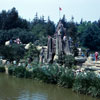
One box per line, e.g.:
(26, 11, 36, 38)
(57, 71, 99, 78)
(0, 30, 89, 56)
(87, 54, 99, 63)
(0, 64, 100, 98)
(0, 73, 98, 100)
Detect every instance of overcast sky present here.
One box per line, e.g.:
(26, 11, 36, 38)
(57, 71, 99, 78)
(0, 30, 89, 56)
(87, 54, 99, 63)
(0, 0, 100, 23)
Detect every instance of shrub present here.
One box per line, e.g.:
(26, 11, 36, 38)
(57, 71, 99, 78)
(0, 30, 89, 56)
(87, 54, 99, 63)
(0, 44, 25, 62)
(31, 65, 41, 79)
(42, 64, 61, 84)
(24, 70, 32, 78)
(14, 66, 26, 78)
(88, 76, 100, 97)
(64, 55, 75, 68)
(58, 69, 75, 88)
(72, 72, 98, 94)
(0, 66, 5, 72)
(8, 65, 16, 75)
(57, 54, 75, 68)
(32, 64, 62, 84)
(8, 65, 26, 78)
(24, 43, 40, 62)
(7, 63, 100, 98)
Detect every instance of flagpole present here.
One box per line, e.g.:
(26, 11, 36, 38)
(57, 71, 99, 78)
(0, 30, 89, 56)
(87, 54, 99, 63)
(58, 0, 60, 20)
(58, 0, 62, 20)
(59, 7, 61, 20)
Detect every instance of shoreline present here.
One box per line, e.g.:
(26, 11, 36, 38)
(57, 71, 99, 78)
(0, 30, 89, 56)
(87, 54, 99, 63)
(0, 64, 100, 98)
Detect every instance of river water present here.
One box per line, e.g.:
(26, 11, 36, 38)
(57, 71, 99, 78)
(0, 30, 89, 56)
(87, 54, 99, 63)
(0, 73, 99, 100)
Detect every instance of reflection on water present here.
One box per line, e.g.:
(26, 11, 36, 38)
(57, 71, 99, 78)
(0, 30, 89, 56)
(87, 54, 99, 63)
(0, 73, 99, 100)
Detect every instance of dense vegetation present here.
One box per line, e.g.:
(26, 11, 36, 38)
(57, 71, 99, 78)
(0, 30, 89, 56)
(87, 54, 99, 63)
(0, 8, 55, 46)
(7, 64, 100, 98)
(0, 8, 100, 52)
(0, 7, 100, 98)
(73, 72, 100, 97)
(0, 65, 5, 72)
(0, 44, 25, 61)
(0, 62, 100, 98)
(77, 20, 100, 51)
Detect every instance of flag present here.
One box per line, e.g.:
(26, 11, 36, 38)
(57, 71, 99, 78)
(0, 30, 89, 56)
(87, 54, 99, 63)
(59, 7, 62, 11)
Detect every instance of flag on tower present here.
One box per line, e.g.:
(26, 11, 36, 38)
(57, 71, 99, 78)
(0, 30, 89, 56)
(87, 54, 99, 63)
(59, 7, 62, 11)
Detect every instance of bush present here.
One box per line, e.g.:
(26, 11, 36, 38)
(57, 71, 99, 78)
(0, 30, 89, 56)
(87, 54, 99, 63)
(7, 63, 100, 98)
(14, 66, 26, 78)
(24, 43, 39, 62)
(88, 76, 100, 97)
(31, 65, 40, 79)
(0, 66, 5, 72)
(57, 54, 75, 68)
(32, 65, 53, 83)
(42, 64, 61, 84)
(24, 70, 32, 78)
(8, 65, 26, 78)
(72, 72, 100, 97)
(64, 55, 75, 68)
(73, 72, 91, 94)
(8, 65, 16, 75)
(0, 44, 25, 62)
(32, 64, 61, 84)
(58, 69, 75, 88)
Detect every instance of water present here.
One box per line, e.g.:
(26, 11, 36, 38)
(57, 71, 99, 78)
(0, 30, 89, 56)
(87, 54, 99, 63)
(0, 73, 99, 100)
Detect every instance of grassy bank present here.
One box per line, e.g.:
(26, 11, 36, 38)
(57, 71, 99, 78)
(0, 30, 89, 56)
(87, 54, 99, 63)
(0, 64, 100, 98)
(0, 65, 5, 72)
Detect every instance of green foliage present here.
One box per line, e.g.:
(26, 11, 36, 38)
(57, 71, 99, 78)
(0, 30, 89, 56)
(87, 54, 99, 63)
(73, 72, 93, 94)
(8, 65, 26, 78)
(83, 23, 100, 50)
(24, 43, 39, 62)
(57, 52, 66, 65)
(73, 47, 79, 57)
(61, 16, 78, 42)
(73, 72, 100, 97)
(58, 69, 75, 88)
(0, 44, 25, 62)
(62, 17, 100, 51)
(61, 16, 79, 55)
(24, 70, 32, 78)
(87, 76, 100, 97)
(8, 64, 75, 86)
(41, 64, 61, 84)
(7, 63, 100, 98)
(32, 64, 60, 84)
(14, 66, 26, 78)
(0, 8, 29, 30)
(0, 8, 55, 46)
(0, 66, 5, 72)
(8, 65, 32, 78)
(67, 22, 77, 43)
(78, 21, 100, 51)
(0, 29, 35, 45)
(1, 7, 100, 51)
(8, 65, 16, 75)
(31, 15, 55, 46)
(57, 54, 75, 68)
(64, 55, 75, 68)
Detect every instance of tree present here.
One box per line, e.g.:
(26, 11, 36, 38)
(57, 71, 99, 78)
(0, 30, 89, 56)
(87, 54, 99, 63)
(46, 17, 55, 36)
(24, 43, 40, 62)
(31, 16, 55, 46)
(0, 7, 29, 30)
(77, 21, 92, 46)
(0, 44, 25, 62)
(83, 22, 100, 50)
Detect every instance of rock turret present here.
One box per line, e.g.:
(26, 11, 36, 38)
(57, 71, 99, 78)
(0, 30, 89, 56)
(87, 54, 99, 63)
(47, 20, 72, 63)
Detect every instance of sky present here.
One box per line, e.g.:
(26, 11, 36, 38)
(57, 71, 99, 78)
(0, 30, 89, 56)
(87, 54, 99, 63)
(0, 0, 100, 23)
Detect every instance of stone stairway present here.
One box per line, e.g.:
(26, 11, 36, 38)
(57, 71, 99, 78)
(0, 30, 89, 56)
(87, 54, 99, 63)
(82, 58, 100, 74)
